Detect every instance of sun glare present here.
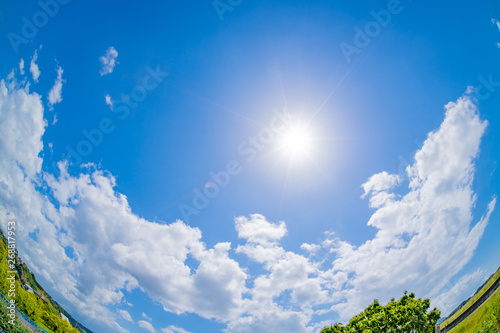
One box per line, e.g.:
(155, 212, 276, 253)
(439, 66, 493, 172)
(279, 124, 313, 158)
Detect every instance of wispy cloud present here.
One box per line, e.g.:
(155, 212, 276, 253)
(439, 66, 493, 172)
(493, 18, 500, 48)
(30, 49, 41, 82)
(48, 66, 64, 110)
(161, 325, 191, 333)
(19, 59, 25, 75)
(105, 93, 114, 110)
(99, 46, 118, 76)
(433, 269, 486, 316)
(118, 309, 134, 323)
(493, 18, 500, 31)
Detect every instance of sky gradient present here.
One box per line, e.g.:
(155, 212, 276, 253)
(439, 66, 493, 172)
(1, 0, 500, 332)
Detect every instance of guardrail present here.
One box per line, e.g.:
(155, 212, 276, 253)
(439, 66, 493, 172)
(0, 290, 50, 333)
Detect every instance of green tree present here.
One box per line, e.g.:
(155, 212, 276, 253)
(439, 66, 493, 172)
(321, 292, 441, 333)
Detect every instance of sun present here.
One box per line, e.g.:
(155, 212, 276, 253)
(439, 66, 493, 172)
(278, 123, 313, 159)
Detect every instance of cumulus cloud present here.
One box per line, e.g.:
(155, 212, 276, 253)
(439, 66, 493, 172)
(229, 94, 496, 329)
(48, 66, 64, 110)
(231, 215, 329, 332)
(236, 214, 287, 245)
(227, 303, 313, 333)
(0, 69, 247, 330)
(361, 171, 401, 208)
(323, 95, 496, 320)
(99, 47, 118, 76)
(42, 163, 248, 323)
(0, 63, 495, 333)
(30, 50, 41, 82)
(0, 75, 46, 179)
(138, 320, 155, 333)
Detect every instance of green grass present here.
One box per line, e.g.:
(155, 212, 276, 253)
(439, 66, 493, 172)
(441, 267, 500, 329)
(448, 288, 500, 333)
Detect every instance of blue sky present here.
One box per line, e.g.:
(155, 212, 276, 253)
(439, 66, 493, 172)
(0, 0, 500, 332)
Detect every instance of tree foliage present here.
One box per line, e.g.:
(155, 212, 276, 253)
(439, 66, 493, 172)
(321, 292, 441, 333)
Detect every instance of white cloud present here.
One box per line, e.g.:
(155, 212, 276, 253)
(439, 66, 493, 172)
(0, 68, 249, 327)
(493, 18, 500, 31)
(361, 171, 401, 208)
(161, 325, 191, 333)
(142, 312, 152, 321)
(432, 269, 486, 316)
(0, 64, 495, 333)
(300, 243, 320, 254)
(493, 19, 500, 48)
(99, 47, 118, 76)
(235, 214, 287, 245)
(0, 72, 127, 333)
(361, 171, 400, 195)
(105, 94, 114, 110)
(231, 215, 329, 332)
(30, 50, 41, 82)
(227, 93, 497, 329)
(234, 215, 290, 265)
(48, 66, 64, 110)
(138, 320, 155, 333)
(118, 309, 134, 323)
(0, 75, 46, 179)
(324, 94, 496, 320)
(19, 59, 25, 75)
(226, 303, 313, 333)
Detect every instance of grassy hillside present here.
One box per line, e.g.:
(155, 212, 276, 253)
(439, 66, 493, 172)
(0, 227, 92, 333)
(449, 288, 500, 333)
(441, 267, 500, 329)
